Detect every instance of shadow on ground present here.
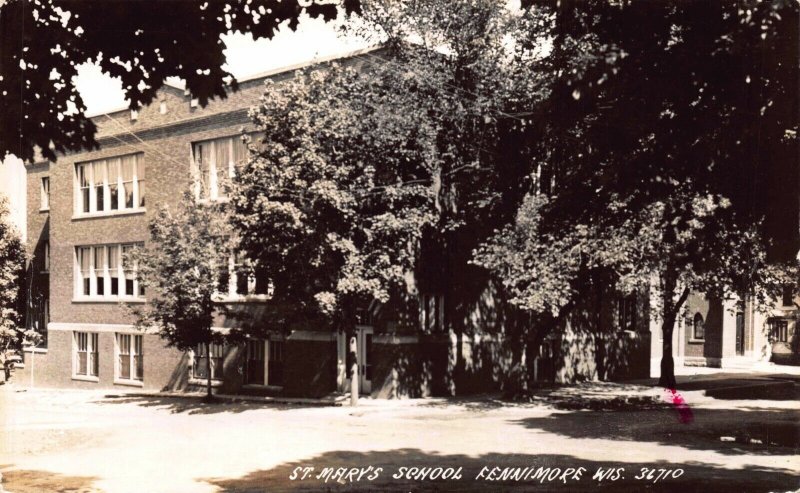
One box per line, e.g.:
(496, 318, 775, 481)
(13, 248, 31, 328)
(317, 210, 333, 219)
(515, 405, 799, 455)
(0, 465, 99, 493)
(93, 394, 330, 415)
(420, 383, 667, 412)
(201, 449, 799, 493)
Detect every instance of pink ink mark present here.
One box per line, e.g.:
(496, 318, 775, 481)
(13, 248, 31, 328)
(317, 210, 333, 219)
(665, 389, 694, 424)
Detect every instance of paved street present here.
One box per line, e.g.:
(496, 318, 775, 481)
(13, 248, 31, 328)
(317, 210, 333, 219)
(1, 375, 798, 493)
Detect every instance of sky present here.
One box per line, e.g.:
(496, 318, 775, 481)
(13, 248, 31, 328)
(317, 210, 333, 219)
(77, 13, 368, 116)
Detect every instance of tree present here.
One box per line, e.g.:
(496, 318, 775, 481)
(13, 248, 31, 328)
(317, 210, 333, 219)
(128, 192, 232, 400)
(231, 64, 439, 403)
(476, 0, 799, 388)
(230, 0, 548, 399)
(0, 0, 356, 162)
(0, 196, 35, 380)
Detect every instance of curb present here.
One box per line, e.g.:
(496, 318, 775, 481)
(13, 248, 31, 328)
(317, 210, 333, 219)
(103, 390, 347, 407)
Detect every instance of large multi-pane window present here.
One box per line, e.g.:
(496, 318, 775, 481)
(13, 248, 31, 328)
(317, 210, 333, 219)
(75, 243, 144, 299)
(191, 135, 248, 201)
(194, 343, 224, 380)
(215, 251, 272, 299)
(75, 153, 144, 215)
(74, 331, 99, 377)
(244, 339, 285, 387)
(117, 333, 143, 381)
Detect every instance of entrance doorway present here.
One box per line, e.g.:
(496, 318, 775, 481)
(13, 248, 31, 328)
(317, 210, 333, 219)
(341, 326, 373, 395)
(735, 312, 745, 356)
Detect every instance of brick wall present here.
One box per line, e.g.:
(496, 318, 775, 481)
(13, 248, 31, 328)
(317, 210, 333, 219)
(15, 331, 185, 391)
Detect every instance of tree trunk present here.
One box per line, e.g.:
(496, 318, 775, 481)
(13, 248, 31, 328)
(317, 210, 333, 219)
(205, 342, 213, 402)
(658, 279, 690, 389)
(349, 333, 359, 406)
(659, 317, 677, 389)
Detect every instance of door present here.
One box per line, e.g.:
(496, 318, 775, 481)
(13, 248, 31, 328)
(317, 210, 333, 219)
(735, 312, 745, 356)
(339, 326, 374, 395)
(357, 326, 373, 394)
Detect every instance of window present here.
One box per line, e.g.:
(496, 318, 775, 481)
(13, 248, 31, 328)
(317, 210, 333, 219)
(782, 285, 794, 307)
(244, 339, 284, 386)
(122, 244, 145, 297)
(117, 334, 143, 381)
(74, 243, 144, 300)
(42, 241, 49, 272)
(194, 343, 224, 380)
(75, 153, 144, 215)
(74, 331, 99, 377)
(268, 340, 285, 387)
(692, 313, 705, 340)
(617, 295, 637, 331)
(420, 294, 445, 332)
(771, 320, 789, 342)
(40, 176, 50, 210)
(215, 251, 271, 299)
(191, 136, 249, 201)
(245, 339, 265, 385)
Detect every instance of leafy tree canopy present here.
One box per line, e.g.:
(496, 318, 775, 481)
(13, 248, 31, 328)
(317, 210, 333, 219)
(0, 196, 33, 371)
(231, 0, 548, 330)
(476, 0, 800, 387)
(128, 193, 232, 352)
(0, 0, 357, 162)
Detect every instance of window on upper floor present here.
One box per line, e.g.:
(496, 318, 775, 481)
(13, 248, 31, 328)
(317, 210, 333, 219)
(40, 176, 50, 210)
(781, 285, 795, 307)
(191, 135, 249, 201)
(75, 243, 144, 300)
(215, 251, 272, 300)
(75, 153, 144, 216)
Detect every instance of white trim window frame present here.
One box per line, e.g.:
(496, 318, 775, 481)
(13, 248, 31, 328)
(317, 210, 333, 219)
(74, 243, 144, 301)
(73, 331, 99, 379)
(191, 135, 248, 202)
(74, 153, 145, 217)
(214, 251, 272, 301)
(116, 333, 143, 383)
(40, 176, 50, 210)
